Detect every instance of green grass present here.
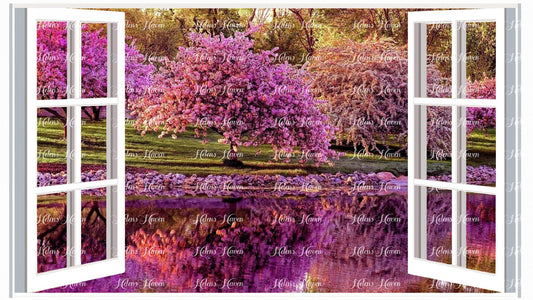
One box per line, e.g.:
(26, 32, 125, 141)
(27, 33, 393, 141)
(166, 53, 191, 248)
(37, 117, 496, 176)
(426, 128, 496, 176)
(467, 128, 496, 166)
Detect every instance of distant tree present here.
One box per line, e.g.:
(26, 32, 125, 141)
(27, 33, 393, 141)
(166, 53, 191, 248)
(317, 9, 410, 47)
(119, 8, 186, 65)
(236, 8, 330, 68)
(306, 39, 414, 153)
(306, 38, 496, 155)
(466, 22, 496, 81)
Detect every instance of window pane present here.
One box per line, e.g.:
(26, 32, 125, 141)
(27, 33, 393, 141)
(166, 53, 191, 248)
(37, 21, 68, 100)
(427, 188, 452, 264)
(82, 107, 107, 181)
(37, 108, 67, 187)
(465, 193, 496, 273)
(37, 193, 67, 273)
(81, 23, 108, 99)
(426, 106, 452, 181)
(466, 107, 496, 186)
(426, 23, 452, 98)
(81, 188, 107, 264)
(465, 22, 496, 100)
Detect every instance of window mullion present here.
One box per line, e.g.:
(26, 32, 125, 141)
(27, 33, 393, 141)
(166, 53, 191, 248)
(451, 20, 467, 268)
(409, 22, 428, 260)
(503, 8, 517, 293)
(66, 20, 82, 267)
(106, 22, 118, 259)
(418, 22, 428, 260)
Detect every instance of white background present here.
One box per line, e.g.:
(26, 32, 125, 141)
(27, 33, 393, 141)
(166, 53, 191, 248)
(1, 1, 530, 299)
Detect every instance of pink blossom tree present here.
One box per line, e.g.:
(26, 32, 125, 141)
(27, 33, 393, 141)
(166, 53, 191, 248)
(306, 39, 496, 155)
(306, 39, 416, 154)
(465, 78, 496, 135)
(129, 31, 339, 166)
(426, 76, 496, 154)
(37, 22, 155, 136)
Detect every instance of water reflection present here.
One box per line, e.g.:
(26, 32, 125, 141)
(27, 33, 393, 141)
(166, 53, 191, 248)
(43, 192, 496, 293)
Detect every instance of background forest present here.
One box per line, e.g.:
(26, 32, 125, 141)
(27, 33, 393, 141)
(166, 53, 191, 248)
(37, 8, 497, 177)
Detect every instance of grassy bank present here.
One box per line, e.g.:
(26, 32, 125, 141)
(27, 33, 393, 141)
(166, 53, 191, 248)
(37, 117, 496, 176)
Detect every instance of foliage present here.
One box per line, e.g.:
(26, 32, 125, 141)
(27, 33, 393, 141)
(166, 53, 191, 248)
(307, 38, 496, 155)
(36, 22, 155, 122)
(37, 12, 497, 160)
(117, 8, 498, 81)
(129, 31, 339, 165)
(251, 8, 322, 65)
(465, 22, 496, 81)
(317, 9, 410, 46)
(111, 8, 246, 63)
(465, 78, 497, 133)
(306, 39, 414, 153)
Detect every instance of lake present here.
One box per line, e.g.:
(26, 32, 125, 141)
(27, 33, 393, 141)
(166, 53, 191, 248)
(39, 191, 496, 293)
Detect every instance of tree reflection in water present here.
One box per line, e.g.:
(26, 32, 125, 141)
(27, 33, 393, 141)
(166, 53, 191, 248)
(41, 192, 496, 293)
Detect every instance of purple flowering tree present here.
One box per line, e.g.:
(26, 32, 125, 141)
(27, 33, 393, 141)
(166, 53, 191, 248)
(37, 22, 155, 136)
(129, 31, 339, 166)
(466, 78, 496, 135)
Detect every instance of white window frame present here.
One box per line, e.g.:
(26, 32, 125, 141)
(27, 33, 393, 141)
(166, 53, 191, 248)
(408, 8, 517, 293)
(9, 3, 520, 298)
(14, 8, 125, 292)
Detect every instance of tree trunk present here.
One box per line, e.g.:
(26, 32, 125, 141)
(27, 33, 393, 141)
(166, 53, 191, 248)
(81, 106, 102, 121)
(93, 106, 102, 121)
(63, 119, 67, 138)
(229, 142, 238, 160)
(223, 142, 244, 167)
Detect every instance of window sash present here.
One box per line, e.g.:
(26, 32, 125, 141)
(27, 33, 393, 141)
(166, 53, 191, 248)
(413, 179, 496, 195)
(25, 8, 125, 292)
(36, 179, 118, 195)
(413, 98, 498, 107)
(407, 8, 514, 293)
(36, 98, 119, 108)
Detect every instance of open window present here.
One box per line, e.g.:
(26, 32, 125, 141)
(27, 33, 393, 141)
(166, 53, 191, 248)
(14, 8, 125, 292)
(408, 8, 517, 292)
